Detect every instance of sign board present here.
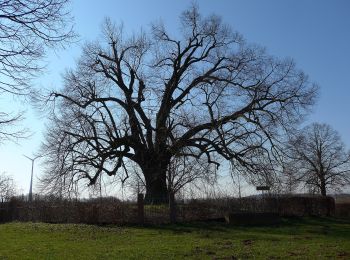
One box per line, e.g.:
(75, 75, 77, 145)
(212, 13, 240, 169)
(256, 186, 270, 191)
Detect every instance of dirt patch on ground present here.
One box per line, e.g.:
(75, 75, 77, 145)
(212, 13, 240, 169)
(337, 251, 350, 259)
(242, 239, 253, 246)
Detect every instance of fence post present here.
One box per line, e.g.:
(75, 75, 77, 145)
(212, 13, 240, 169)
(169, 191, 176, 224)
(137, 193, 144, 225)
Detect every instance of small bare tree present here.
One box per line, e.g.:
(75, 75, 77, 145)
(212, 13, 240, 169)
(287, 123, 350, 196)
(0, 173, 16, 202)
(167, 155, 217, 195)
(281, 161, 300, 194)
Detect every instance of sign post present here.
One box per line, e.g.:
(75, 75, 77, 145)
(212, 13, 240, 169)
(256, 186, 270, 191)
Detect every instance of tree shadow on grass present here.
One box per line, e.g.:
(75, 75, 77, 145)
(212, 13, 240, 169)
(136, 217, 350, 240)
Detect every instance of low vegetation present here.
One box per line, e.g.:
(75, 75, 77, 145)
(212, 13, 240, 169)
(0, 218, 349, 259)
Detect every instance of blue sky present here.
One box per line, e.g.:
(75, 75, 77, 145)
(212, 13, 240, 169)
(1, 0, 349, 195)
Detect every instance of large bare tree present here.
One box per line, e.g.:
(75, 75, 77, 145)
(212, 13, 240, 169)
(0, 0, 74, 142)
(287, 123, 350, 196)
(41, 7, 317, 203)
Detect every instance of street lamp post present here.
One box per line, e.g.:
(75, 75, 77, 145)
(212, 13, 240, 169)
(23, 155, 42, 202)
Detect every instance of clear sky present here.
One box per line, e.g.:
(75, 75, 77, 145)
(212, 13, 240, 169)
(1, 0, 349, 195)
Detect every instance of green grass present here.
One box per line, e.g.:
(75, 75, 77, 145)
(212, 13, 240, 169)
(0, 218, 349, 259)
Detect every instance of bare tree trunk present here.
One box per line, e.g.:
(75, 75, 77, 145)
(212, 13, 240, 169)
(320, 179, 327, 196)
(139, 152, 170, 204)
(144, 169, 168, 204)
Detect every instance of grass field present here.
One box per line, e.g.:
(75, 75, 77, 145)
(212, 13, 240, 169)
(0, 218, 349, 259)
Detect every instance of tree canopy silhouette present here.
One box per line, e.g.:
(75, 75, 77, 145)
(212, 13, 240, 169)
(41, 6, 317, 203)
(0, 0, 74, 142)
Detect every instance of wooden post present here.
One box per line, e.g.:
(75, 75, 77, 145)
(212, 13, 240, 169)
(169, 191, 176, 224)
(137, 193, 144, 225)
